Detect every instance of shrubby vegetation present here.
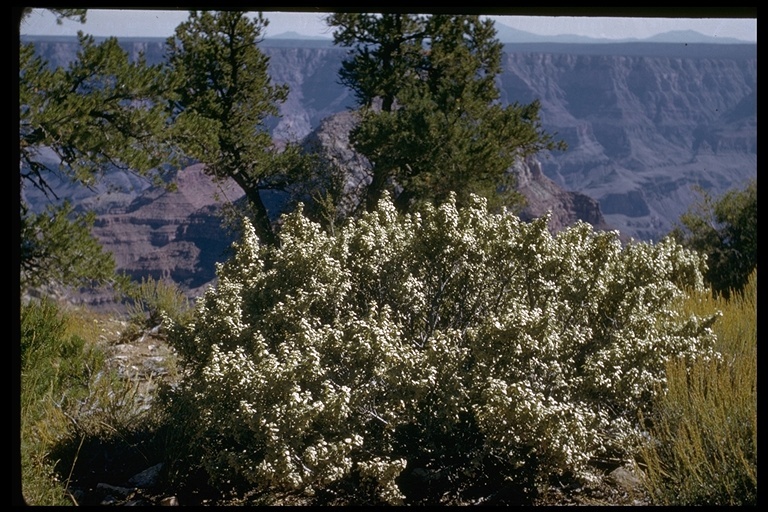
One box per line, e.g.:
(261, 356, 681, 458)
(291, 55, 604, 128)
(19, 8, 755, 505)
(162, 194, 719, 504)
(639, 270, 757, 505)
(123, 276, 194, 334)
(671, 179, 756, 299)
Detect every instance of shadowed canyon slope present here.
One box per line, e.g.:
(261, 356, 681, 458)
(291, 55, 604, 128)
(261, 41, 756, 242)
(493, 45, 756, 240)
(22, 36, 756, 304)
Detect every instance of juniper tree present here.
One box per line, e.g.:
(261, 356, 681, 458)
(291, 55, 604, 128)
(327, 13, 566, 213)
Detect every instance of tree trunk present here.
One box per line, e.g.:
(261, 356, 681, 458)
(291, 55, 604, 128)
(366, 167, 389, 212)
(230, 173, 278, 246)
(247, 188, 278, 247)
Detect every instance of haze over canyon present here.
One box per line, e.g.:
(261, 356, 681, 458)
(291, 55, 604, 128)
(21, 35, 756, 304)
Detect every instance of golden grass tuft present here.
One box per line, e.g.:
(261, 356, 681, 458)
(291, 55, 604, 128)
(638, 270, 756, 505)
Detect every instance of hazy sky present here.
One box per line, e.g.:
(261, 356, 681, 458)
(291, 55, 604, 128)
(19, 8, 756, 43)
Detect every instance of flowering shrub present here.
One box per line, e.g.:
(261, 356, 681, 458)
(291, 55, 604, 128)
(165, 193, 718, 504)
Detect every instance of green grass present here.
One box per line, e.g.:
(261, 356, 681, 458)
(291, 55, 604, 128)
(20, 298, 146, 505)
(123, 276, 194, 333)
(20, 277, 193, 506)
(20, 298, 99, 505)
(637, 270, 757, 505)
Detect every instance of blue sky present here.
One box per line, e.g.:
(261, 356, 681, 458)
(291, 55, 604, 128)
(19, 9, 756, 43)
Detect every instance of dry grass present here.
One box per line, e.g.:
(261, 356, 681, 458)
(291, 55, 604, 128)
(19, 297, 165, 506)
(637, 270, 757, 505)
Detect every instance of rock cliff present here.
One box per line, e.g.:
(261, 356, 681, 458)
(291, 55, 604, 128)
(24, 36, 755, 241)
(88, 164, 243, 296)
(513, 156, 614, 235)
(495, 44, 756, 240)
(296, 110, 614, 235)
(264, 42, 757, 241)
(21, 36, 756, 305)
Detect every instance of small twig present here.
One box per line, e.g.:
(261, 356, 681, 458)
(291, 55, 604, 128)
(56, 398, 83, 435)
(66, 489, 79, 506)
(293, 454, 313, 475)
(359, 405, 389, 425)
(63, 434, 86, 500)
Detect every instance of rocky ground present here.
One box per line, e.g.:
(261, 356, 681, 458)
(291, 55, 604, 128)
(59, 315, 651, 506)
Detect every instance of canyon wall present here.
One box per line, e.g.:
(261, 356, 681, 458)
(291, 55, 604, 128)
(21, 36, 756, 304)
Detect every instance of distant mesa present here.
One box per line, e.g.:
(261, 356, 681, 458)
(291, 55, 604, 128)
(641, 29, 751, 44)
(267, 30, 332, 40)
(491, 23, 753, 45)
(258, 25, 755, 45)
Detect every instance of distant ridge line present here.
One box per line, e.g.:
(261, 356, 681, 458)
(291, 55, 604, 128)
(20, 27, 755, 46)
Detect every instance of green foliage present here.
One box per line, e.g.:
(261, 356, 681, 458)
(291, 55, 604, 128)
(328, 13, 427, 112)
(639, 270, 757, 505)
(20, 298, 175, 505)
(20, 201, 118, 291)
(166, 10, 309, 246)
(19, 22, 180, 293)
(164, 194, 717, 504)
(327, 14, 566, 213)
(670, 179, 756, 299)
(20, 299, 104, 505)
(123, 276, 193, 335)
(21, 299, 97, 416)
(20, 32, 177, 190)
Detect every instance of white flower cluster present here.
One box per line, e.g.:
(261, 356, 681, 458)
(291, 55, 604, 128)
(166, 193, 718, 502)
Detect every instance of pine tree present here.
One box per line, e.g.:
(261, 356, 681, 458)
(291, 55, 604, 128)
(329, 12, 427, 114)
(19, 8, 305, 293)
(19, 13, 180, 292)
(327, 13, 566, 213)
(165, 10, 308, 246)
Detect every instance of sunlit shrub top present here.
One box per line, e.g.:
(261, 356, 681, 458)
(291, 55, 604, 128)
(166, 193, 718, 504)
